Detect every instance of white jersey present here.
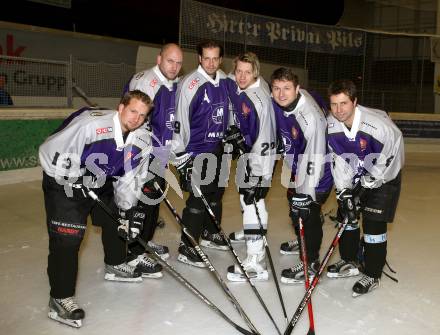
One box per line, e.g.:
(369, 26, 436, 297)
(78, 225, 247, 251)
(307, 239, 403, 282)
(274, 89, 332, 200)
(228, 76, 276, 180)
(39, 108, 153, 210)
(327, 104, 404, 190)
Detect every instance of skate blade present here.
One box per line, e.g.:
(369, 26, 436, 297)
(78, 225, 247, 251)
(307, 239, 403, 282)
(227, 272, 269, 282)
(200, 240, 229, 251)
(229, 239, 245, 244)
(48, 311, 82, 328)
(327, 270, 360, 279)
(142, 272, 163, 279)
(177, 255, 207, 268)
(279, 249, 300, 255)
(104, 274, 143, 282)
(352, 291, 363, 298)
(280, 276, 314, 285)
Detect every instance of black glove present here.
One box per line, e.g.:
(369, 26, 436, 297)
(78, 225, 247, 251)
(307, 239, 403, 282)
(175, 153, 193, 193)
(223, 125, 247, 158)
(117, 206, 145, 241)
(141, 174, 162, 201)
(290, 193, 313, 223)
(336, 188, 358, 225)
(240, 176, 269, 205)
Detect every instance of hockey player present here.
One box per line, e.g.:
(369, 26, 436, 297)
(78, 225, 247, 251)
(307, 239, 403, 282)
(171, 40, 230, 267)
(125, 43, 183, 263)
(225, 52, 276, 281)
(326, 79, 403, 296)
(269, 67, 333, 284)
(40, 90, 160, 328)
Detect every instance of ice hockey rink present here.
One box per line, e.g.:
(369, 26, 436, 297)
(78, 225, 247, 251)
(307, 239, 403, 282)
(1, 139, 439, 335)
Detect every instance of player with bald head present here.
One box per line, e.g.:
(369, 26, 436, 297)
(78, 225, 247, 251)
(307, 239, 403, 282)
(125, 43, 183, 270)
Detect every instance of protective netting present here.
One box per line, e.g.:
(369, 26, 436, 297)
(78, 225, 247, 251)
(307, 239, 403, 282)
(179, 0, 434, 113)
(0, 54, 135, 108)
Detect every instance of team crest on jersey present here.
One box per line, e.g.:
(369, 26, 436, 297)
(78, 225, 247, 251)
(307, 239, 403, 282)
(291, 127, 298, 140)
(360, 138, 367, 151)
(125, 151, 134, 162)
(150, 78, 158, 87)
(188, 77, 200, 90)
(241, 102, 251, 117)
(96, 127, 113, 135)
(212, 107, 224, 124)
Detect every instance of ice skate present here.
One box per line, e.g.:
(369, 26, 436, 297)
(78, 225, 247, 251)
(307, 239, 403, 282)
(48, 296, 85, 328)
(227, 239, 268, 282)
(279, 239, 300, 255)
(177, 242, 207, 268)
(104, 262, 142, 282)
(127, 254, 163, 278)
(280, 260, 319, 284)
(352, 275, 380, 297)
(200, 230, 228, 251)
(146, 240, 170, 261)
(327, 259, 360, 278)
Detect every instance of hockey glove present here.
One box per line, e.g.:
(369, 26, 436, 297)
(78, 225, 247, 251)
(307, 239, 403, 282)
(223, 125, 247, 158)
(290, 193, 313, 224)
(175, 153, 193, 193)
(117, 207, 145, 241)
(240, 176, 269, 205)
(336, 188, 358, 225)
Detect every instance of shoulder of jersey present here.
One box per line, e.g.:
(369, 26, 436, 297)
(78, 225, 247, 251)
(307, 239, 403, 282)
(131, 69, 159, 89)
(181, 70, 205, 91)
(133, 125, 152, 146)
(217, 69, 227, 79)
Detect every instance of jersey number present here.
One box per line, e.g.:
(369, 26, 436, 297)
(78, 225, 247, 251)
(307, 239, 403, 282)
(261, 142, 275, 156)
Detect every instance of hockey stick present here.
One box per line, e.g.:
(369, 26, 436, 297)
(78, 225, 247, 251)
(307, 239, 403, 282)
(192, 183, 282, 335)
(298, 217, 315, 335)
(284, 217, 351, 335)
(252, 199, 288, 325)
(82, 186, 256, 335)
(72, 82, 98, 107)
(153, 182, 260, 335)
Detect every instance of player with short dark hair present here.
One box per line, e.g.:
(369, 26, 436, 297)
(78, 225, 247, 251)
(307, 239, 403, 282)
(326, 79, 404, 296)
(270, 67, 333, 285)
(171, 40, 230, 267)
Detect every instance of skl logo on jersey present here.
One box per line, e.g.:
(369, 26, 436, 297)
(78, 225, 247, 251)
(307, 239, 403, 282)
(96, 127, 113, 135)
(188, 77, 200, 90)
(241, 102, 251, 118)
(212, 107, 224, 124)
(360, 138, 367, 151)
(150, 78, 158, 88)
